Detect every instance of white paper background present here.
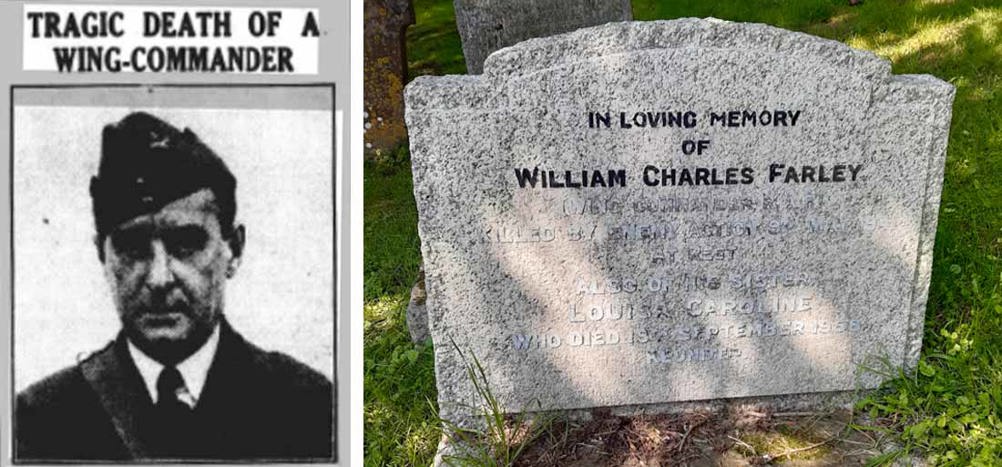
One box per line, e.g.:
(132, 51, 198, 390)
(23, 4, 320, 74)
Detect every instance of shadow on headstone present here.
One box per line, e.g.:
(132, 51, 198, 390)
(405, 19, 954, 428)
(453, 0, 632, 74)
(364, 0, 414, 155)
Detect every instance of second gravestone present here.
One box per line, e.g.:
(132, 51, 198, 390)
(406, 19, 955, 423)
(453, 0, 631, 74)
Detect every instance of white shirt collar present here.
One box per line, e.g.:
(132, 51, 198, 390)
(127, 324, 221, 408)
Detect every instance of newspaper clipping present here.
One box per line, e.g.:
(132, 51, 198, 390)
(2, 1, 348, 464)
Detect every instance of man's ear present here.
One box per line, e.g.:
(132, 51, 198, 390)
(94, 234, 106, 263)
(226, 225, 246, 276)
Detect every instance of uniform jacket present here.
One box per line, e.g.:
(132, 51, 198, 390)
(15, 320, 334, 462)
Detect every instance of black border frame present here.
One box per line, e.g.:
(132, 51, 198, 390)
(9, 82, 339, 464)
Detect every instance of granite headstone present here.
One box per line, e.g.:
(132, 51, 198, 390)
(405, 19, 955, 423)
(453, 0, 631, 74)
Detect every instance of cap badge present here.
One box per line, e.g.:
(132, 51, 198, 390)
(149, 131, 170, 149)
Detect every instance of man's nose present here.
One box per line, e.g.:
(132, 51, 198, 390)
(146, 240, 175, 289)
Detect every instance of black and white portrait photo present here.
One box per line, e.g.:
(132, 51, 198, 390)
(11, 85, 337, 462)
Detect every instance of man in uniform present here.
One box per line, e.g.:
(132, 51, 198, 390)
(14, 112, 334, 461)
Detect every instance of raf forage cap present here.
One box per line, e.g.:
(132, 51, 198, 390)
(89, 112, 236, 236)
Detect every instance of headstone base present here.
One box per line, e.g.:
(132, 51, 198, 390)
(433, 390, 914, 467)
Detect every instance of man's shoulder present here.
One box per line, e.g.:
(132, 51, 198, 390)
(17, 343, 114, 410)
(17, 365, 86, 409)
(241, 340, 333, 392)
(220, 328, 334, 459)
(221, 325, 331, 396)
(14, 342, 133, 461)
(222, 331, 333, 434)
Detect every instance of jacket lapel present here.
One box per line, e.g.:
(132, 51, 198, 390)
(79, 321, 264, 459)
(79, 336, 153, 459)
(189, 320, 265, 455)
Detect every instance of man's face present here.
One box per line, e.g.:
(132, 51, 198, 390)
(101, 189, 241, 363)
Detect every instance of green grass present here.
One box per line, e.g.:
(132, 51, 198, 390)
(366, 0, 1002, 465)
(364, 160, 439, 466)
(438, 343, 552, 467)
(405, 0, 465, 78)
(365, 3, 461, 464)
(633, 0, 843, 27)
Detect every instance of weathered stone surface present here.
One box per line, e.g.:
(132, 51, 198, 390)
(453, 0, 631, 74)
(364, 0, 414, 153)
(407, 267, 430, 343)
(405, 19, 954, 424)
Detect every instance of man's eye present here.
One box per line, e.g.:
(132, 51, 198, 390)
(111, 232, 151, 259)
(164, 229, 208, 257)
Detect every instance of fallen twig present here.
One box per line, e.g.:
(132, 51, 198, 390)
(676, 418, 709, 453)
(762, 438, 833, 462)
(728, 435, 757, 456)
(773, 411, 821, 418)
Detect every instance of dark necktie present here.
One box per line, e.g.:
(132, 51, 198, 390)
(156, 366, 190, 413)
(153, 366, 194, 457)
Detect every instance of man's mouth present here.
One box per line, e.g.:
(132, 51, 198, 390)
(143, 312, 186, 325)
(143, 299, 189, 314)
(138, 302, 191, 325)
